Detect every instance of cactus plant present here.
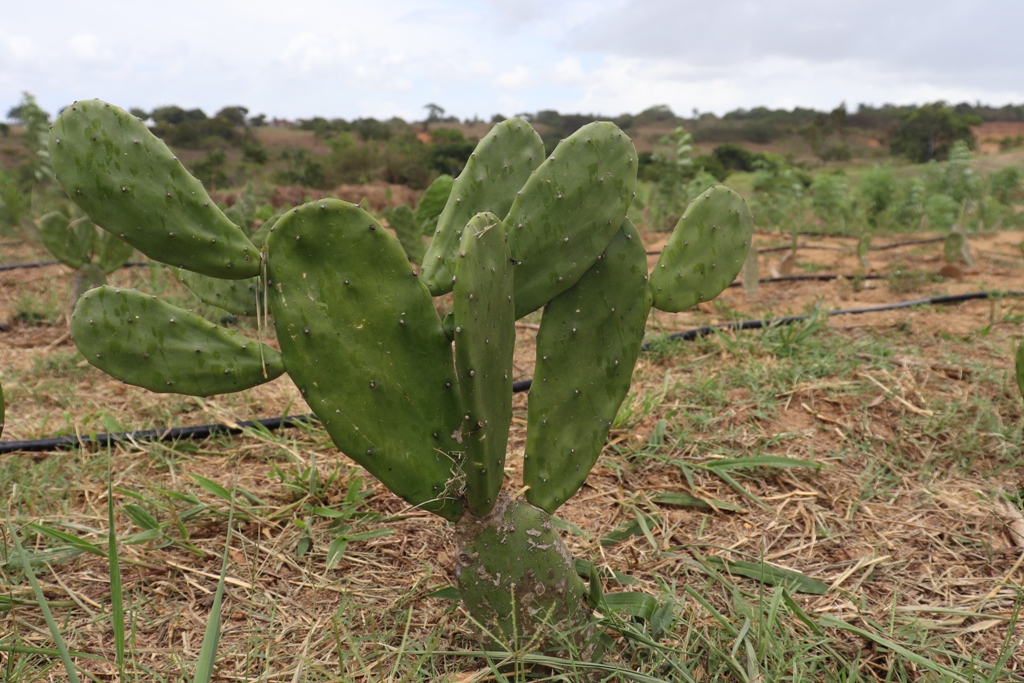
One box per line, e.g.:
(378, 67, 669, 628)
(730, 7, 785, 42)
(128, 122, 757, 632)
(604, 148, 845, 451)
(1017, 343, 1024, 401)
(50, 99, 753, 656)
(414, 173, 453, 235)
(38, 207, 134, 305)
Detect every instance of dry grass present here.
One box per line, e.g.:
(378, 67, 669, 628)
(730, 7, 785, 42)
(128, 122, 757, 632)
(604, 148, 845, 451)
(2, 228, 1024, 681)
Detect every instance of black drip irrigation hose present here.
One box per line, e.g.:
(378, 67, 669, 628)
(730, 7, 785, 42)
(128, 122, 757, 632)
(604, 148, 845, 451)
(757, 244, 844, 253)
(2, 289, 1020, 455)
(0, 260, 150, 272)
(0, 415, 313, 454)
(869, 236, 945, 251)
(727, 273, 885, 287)
(646, 236, 947, 258)
(663, 290, 1024, 342)
(0, 235, 953, 273)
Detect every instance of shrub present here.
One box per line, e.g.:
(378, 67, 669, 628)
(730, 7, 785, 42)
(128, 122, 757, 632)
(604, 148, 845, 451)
(859, 165, 899, 226)
(890, 102, 980, 162)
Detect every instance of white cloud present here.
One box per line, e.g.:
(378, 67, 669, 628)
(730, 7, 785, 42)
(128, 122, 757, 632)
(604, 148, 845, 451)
(552, 57, 585, 85)
(69, 34, 113, 65)
(495, 65, 530, 90)
(1, 35, 35, 63)
(1, 0, 1022, 122)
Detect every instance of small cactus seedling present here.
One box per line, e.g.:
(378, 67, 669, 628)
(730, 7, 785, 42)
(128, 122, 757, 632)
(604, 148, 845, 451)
(1017, 343, 1024, 401)
(50, 100, 753, 657)
(857, 234, 872, 270)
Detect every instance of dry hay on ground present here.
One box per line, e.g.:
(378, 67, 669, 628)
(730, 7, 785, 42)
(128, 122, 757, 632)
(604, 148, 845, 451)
(2, 229, 1024, 679)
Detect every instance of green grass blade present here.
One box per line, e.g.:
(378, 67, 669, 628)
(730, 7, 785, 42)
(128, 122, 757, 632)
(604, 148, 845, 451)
(25, 524, 106, 557)
(652, 492, 745, 512)
(781, 589, 824, 636)
(192, 481, 238, 683)
(424, 586, 460, 600)
(703, 456, 821, 471)
(108, 464, 126, 681)
(703, 557, 829, 595)
(818, 614, 968, 683)
(600, 513, 662, 546)
(602, 592, 659, 621)
(6, 520, 82, 683)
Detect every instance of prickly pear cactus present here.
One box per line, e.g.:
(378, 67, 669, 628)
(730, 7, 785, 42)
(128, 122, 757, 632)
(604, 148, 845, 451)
(1016, 343, 1024, 401)
(524, 219, 651, 512)
(453, 213, 515, 516)
(38, 208, 135, 305)
(455, 494, 595, 654)
(49, 99, 259, 279)
(71, 286, 284, 395)
(50, 99, 754, 659)
(507, 122, 638, 318)
(384, 203, 426, 265)
(857, 234, 872, 269)
(420, 119, 544, 295)
(414, 174, 453, 235)
(649, 186, 753, 312)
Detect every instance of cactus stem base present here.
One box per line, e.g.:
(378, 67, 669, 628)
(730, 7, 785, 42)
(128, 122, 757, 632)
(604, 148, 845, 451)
(454, 493, 597, 658)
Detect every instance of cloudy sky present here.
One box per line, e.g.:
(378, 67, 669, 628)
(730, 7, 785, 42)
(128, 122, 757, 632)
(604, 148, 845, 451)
(2, 0, 1021, 122)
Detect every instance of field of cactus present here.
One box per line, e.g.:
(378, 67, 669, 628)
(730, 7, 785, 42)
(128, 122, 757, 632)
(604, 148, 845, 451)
(1, 103, 1024, 681)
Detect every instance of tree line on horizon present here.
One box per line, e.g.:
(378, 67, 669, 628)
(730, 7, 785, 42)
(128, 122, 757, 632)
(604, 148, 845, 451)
(3, 93, 1023, 195)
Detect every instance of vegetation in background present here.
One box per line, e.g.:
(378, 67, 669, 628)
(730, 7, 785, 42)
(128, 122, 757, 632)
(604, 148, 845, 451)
(889, 102, 982, 162)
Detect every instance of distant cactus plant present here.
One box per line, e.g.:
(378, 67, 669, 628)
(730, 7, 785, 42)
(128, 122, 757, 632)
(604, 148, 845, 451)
(37, 207, 134, 305)
(50, 100, 753, 656)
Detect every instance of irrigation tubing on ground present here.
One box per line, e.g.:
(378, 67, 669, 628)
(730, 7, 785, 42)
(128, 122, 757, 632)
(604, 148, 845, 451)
(0, 260, 150, 272)
(645, 236, 946, 258)
(0, 415, 314, 454)
(2, 289, 1020, 454)
(726, 273, 886, 287)
(663, 289, 1024, 342)
(2, 235, 942, 272)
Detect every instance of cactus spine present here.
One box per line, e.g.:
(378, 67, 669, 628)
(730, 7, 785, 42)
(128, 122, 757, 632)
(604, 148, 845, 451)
(50, 101, 753, 656)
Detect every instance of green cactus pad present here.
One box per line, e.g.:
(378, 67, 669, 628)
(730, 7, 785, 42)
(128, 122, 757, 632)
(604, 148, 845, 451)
(179, 270, 262, 317)
(39, 212, 93, 270)
(414, 174, 453, 234)
(71, 263, 108, 304)
(1016, 342, 1024, 401)
(94, 229, 135, 274)
(249, 211, 283, 249)
(441, 308, 456, 342)
(71, 286, 283, 396)
(524, 219, 652, 513)
(453, 213, 515, 516)
(857, 234, 871, 270)
(507, 121, 638, 318)
(455, 494, 595, 654)
(49, 100, 259, 279)
(944, 232, 964, 263)
(420, 118, 544, 295)
(266, 200, 465, 521)
(649, 185, 753, 312)
(385, 203, 425, 265)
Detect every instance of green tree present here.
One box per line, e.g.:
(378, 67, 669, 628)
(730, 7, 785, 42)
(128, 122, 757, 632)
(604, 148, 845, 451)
(890, 102, 981, 162)
(7, 92, 52, 187)
(214, 105, 249, 127)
